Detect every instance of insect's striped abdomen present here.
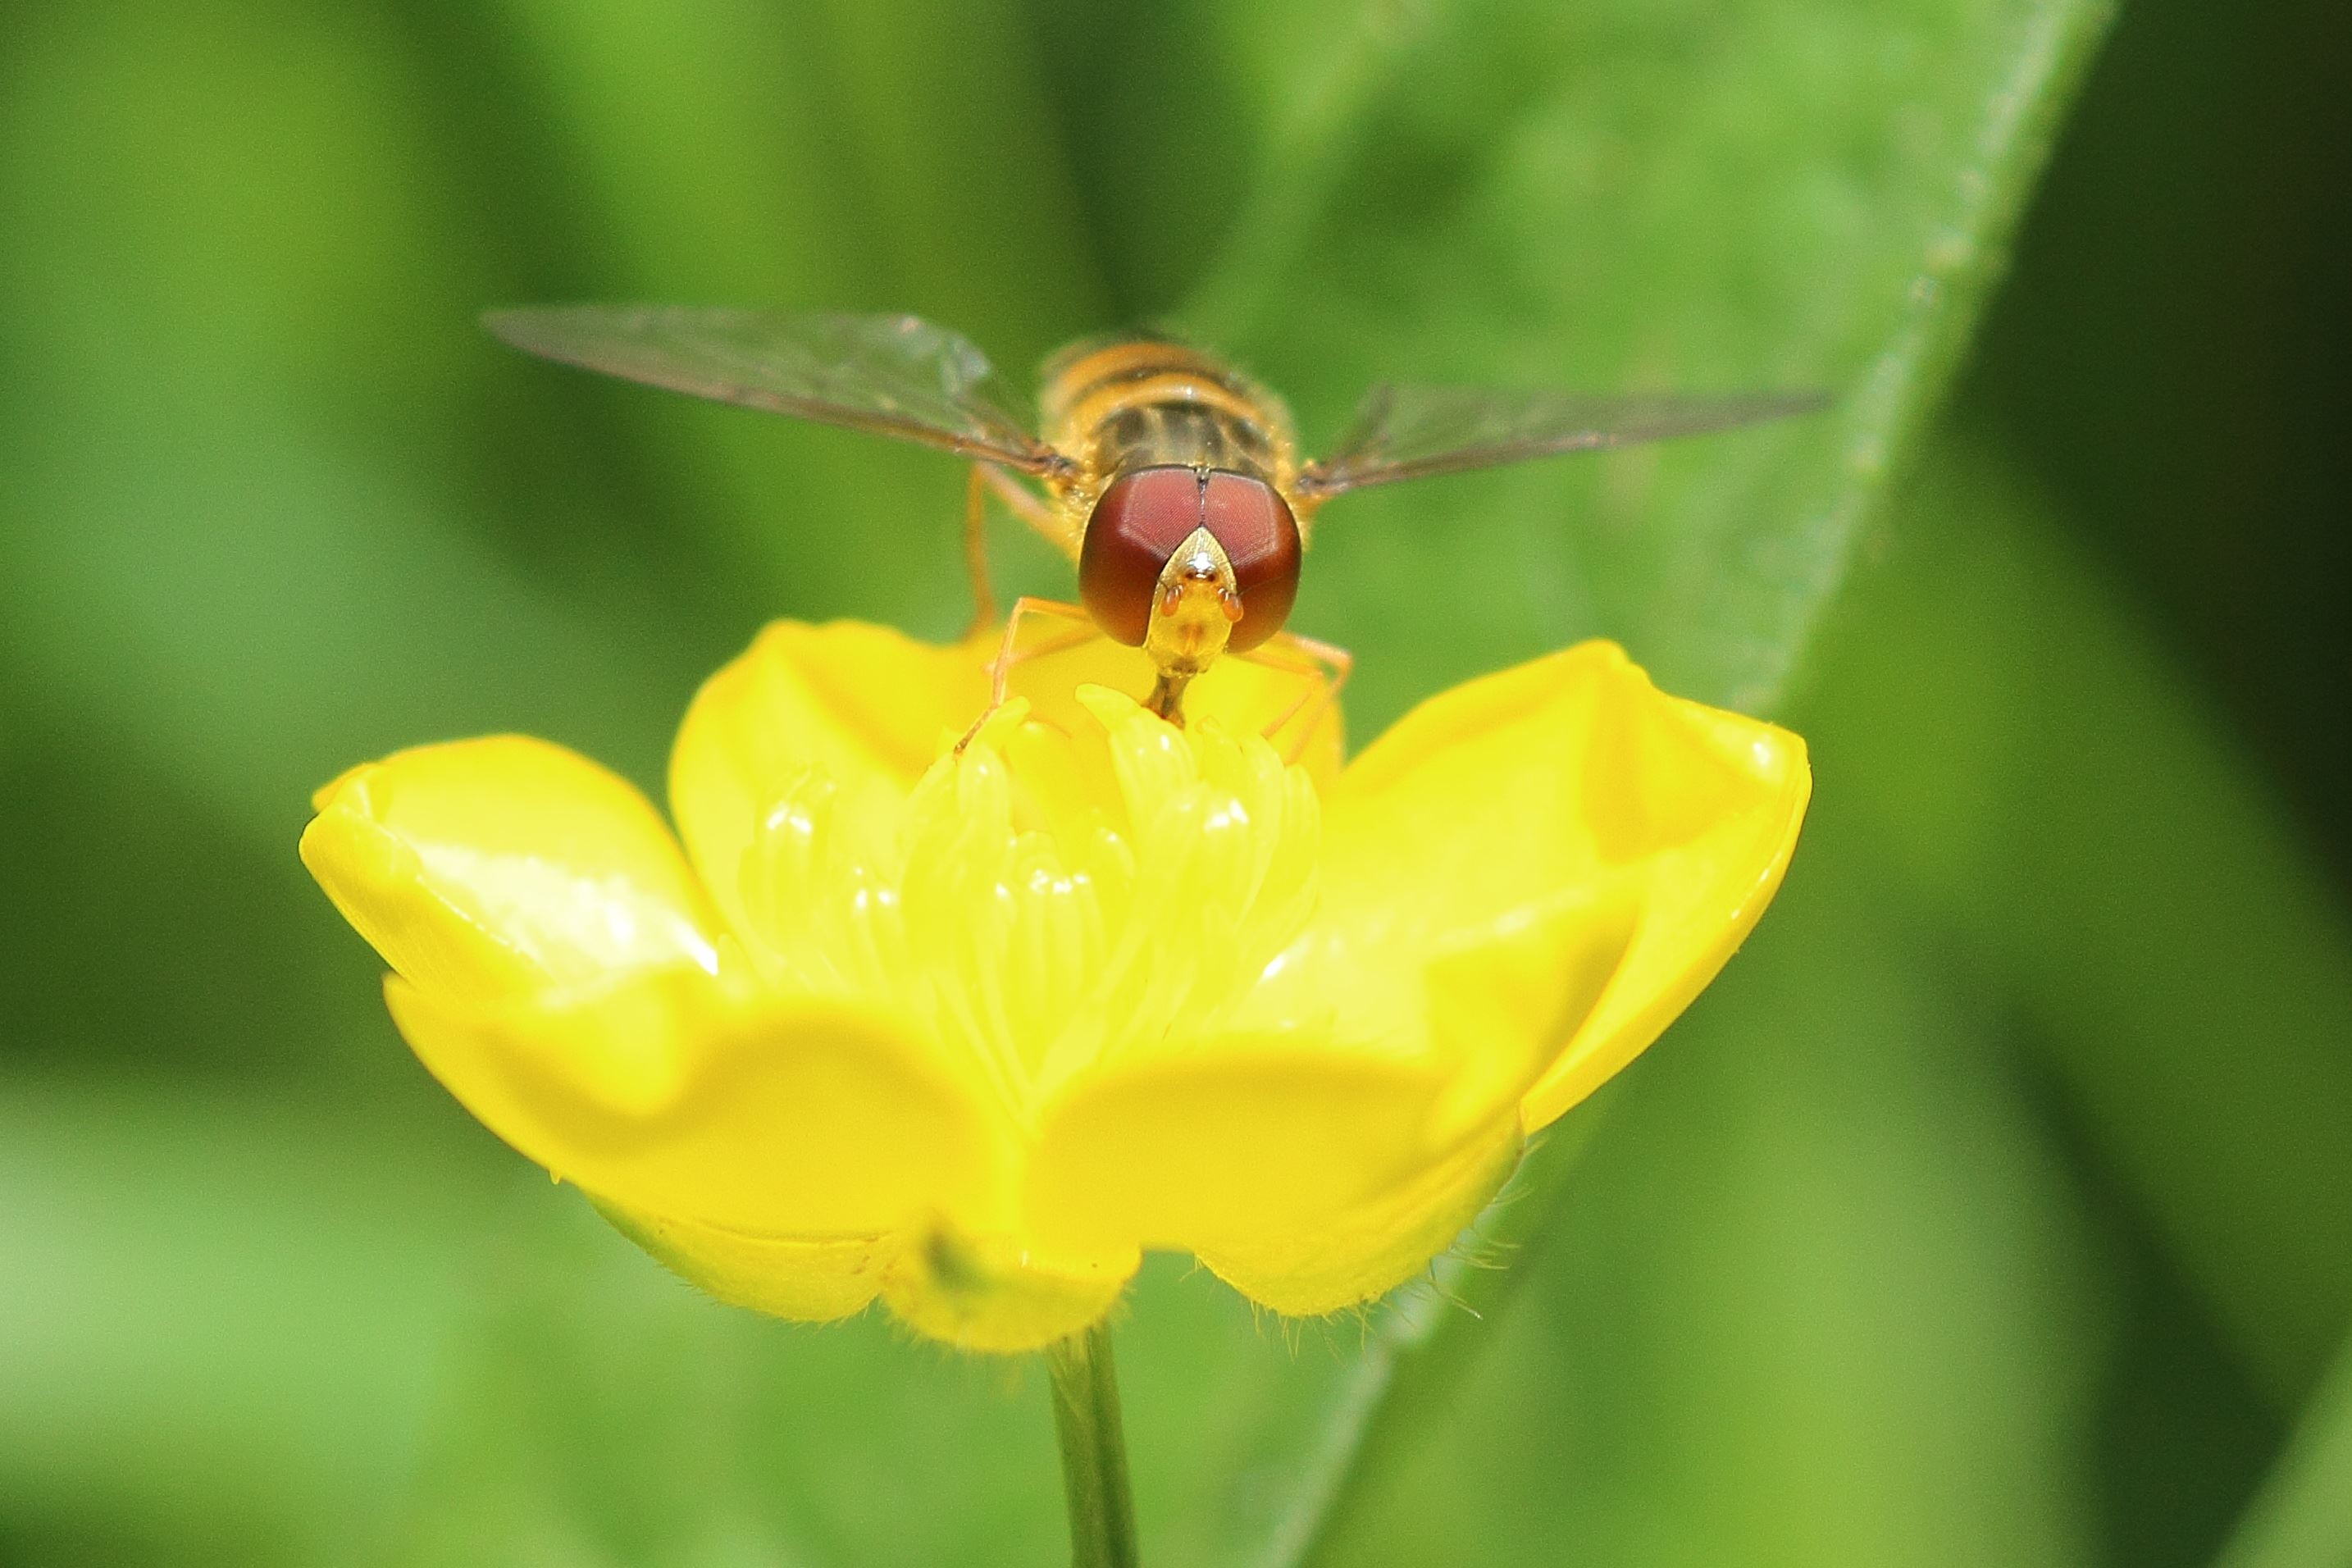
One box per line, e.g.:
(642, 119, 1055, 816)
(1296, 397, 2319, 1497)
(1039, 337, 1300, 495)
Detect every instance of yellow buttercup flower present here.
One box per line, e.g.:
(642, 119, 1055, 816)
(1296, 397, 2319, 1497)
(302, 622, 1807, 1351)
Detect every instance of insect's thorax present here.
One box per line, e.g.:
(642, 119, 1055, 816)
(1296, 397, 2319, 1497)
(1039, 338, 1301, 508)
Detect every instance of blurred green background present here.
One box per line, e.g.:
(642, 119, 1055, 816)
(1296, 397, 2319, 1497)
(3, 2, 2348, 1566)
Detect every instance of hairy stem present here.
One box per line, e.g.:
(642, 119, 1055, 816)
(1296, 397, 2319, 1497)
(1045, 1321, 1140, 1568)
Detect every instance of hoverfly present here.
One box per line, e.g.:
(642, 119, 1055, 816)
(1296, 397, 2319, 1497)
(486, 308, 1819, 735)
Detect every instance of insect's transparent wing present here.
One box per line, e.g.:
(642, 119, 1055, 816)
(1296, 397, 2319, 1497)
(483, 306, 1063, 472)
(1297, 383, 1826, 497)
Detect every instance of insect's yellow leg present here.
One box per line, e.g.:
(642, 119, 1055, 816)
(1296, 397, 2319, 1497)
(955, 595, 1096, 753)
(960, 465, 999, 642)
(1236, 631, 1354, 763)
(1279, 631, 1353, 702)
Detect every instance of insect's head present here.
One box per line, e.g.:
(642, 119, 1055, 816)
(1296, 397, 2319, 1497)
(1078, 466, 1301, 676)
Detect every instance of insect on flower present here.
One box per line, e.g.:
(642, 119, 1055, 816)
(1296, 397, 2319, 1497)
(485, 308, 1820, 734)
(303, 312, 1821, 1357)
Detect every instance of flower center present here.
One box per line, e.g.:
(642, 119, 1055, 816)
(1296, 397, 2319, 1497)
(732, 691, 1322, 1127)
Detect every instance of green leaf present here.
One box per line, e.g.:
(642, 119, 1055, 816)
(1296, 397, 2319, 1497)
(1162, 0, 2118, 728)
(2212, 1331, 2352, 1568)
(1806, 430, 2352, 1411)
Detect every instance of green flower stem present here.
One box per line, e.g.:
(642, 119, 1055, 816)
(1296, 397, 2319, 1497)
(1045, 1322, 1140, 1568)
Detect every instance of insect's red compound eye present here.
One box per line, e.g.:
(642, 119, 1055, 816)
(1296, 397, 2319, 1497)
(1078, 467, 1204, 646)
(1201, 472, 1300, 652)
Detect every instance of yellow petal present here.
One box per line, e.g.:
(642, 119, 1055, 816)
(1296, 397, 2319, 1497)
(879, 1224, 1137, 1354)
(1525, 674, 1808, 1127)
(1197, 1119, 1523, 1318)
(1163, 873, 1629, 1316)
(668, 622, 983, 943)
(592, 1197, 898, 1323)
(1322, 641, 1808, 1132)
(385, 976, 1009, 1235)
(1025, 1042, 1452, 1260)
(1420, 887, 1639, 1143)
(301, 735, 718, 1005)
